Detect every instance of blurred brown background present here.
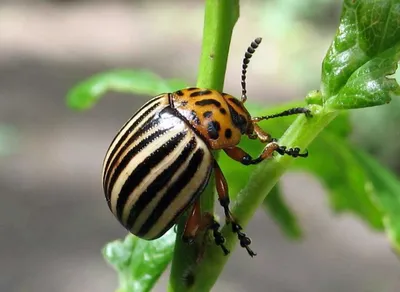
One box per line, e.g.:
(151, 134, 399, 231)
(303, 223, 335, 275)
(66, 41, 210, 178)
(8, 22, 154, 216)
(1, 1, 399, 291)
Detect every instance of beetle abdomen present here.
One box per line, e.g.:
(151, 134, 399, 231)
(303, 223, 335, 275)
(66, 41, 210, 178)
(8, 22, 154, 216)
(102, 99, 213, 240)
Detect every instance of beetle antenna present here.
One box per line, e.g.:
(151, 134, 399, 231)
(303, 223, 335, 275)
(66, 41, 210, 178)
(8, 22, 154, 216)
(241, 37, 262, 103)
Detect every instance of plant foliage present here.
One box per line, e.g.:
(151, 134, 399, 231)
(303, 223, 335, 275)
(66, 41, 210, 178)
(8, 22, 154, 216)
(66, 0, 400, 291)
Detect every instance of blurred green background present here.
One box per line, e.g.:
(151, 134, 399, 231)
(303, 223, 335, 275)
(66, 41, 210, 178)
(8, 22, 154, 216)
(1, 0, 399, 291)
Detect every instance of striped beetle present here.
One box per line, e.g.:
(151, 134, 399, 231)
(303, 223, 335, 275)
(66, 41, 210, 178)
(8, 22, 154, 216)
(102, 37, 311, 257)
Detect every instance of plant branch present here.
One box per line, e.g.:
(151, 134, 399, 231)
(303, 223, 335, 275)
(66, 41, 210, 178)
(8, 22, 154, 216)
(168, 0, 239, 291)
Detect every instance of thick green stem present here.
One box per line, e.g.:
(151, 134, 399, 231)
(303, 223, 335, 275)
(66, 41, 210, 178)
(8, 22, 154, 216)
(196, 0, 239, 89)
(169, 1, 339, 291)
(168, 1, 239, 291)
(188, 105, 339, 291)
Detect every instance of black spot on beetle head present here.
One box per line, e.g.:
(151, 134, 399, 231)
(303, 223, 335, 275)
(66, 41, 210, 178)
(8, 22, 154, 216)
(227, 104, 248, 134)
(175, 90, 184, 96)
(229, 97, 245, 110)
(203, 111, 213, 118)
(225, 128, 232, 139)
(207, 121, 220, 140)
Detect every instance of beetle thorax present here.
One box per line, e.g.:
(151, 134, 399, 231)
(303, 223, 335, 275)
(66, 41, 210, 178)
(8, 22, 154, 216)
(171, 88, 252, 150)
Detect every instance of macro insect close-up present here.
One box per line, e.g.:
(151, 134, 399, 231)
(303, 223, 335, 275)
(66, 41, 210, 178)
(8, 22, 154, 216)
(101, 37, 311, 258)
(2, 1, 400, 291)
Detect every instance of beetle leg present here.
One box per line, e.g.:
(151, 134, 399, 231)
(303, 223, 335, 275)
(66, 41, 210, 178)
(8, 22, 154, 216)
(182, 200, 229, 256)
(224, 141, 308, 166)
(251, 123, 272, 143)
(201, 212, 230, 257)
(182, 200, 202, 244)
(214, 161, 256, 257)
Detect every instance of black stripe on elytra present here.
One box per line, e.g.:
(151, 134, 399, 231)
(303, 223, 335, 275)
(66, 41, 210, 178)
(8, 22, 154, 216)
(167, 93, 174, 108)
(194, 99, 221, 107)
(154, 164, 212, 239)
(187, 87, 197, 91)
(104, 115, 162, 192)
(125, 136, 197, 230)
(138, 148, 206, 237)
(190, 90, 212, 98)
(227, 103, 248, 134)
(106, 125, 167, 197)
(103, 100, 161, 185)
(115, 131, 187, 221)
(207, 121, 220, 140)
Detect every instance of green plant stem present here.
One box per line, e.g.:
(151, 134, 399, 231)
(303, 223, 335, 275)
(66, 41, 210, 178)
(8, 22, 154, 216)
(189, 105, 339, 291)
(168, 1, 239, 291)
(196, 0, 239, 90)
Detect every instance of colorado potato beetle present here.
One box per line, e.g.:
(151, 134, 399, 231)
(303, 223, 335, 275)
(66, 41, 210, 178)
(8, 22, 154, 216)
(102, 37, 311, 257)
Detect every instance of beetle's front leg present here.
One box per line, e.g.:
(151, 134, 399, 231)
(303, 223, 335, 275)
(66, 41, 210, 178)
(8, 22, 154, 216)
(214, 161, 256, 257)
(182, 199, 229, 257)
(248, 123, 273, 142)
(224, 141, 308, 166)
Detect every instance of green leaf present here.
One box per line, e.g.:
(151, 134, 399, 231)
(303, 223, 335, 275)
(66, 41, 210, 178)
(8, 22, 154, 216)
(292, 113, 384, 229)
(66, 70, 187, 110)
(103, 229, 176, 292)
(322, 0, 400, 109)
(263, 183, 303, 239)
(351, 149, 400, 252)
